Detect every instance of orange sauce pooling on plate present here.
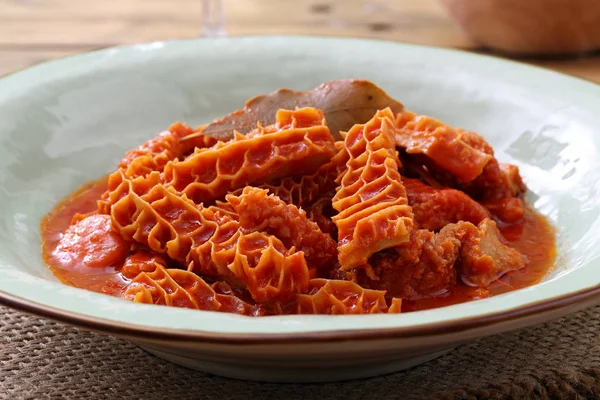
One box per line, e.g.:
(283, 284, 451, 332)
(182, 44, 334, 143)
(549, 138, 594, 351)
(41, 176, 129, 296)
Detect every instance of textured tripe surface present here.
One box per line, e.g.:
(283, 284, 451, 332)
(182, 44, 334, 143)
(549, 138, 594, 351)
(332, 108, 414, 274)
(48, 103, 534, 316)
(162, 108, 336, 204)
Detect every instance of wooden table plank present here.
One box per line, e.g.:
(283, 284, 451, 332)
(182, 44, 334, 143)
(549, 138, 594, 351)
(0, 0, 599, 83)
(224, 0, 473, 48)
(0, 49, 78, 75)
(536, 56, 600, 82)
(0, 0, 470, 47)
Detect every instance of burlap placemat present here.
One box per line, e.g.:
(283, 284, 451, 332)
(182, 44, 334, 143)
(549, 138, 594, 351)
(1, 305, 599, 400)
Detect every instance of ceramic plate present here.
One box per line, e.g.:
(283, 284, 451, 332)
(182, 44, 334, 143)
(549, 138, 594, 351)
(1, 36, 599, 382)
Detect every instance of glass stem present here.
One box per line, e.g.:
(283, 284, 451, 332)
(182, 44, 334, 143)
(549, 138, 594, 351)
(201, 0, 226, 37)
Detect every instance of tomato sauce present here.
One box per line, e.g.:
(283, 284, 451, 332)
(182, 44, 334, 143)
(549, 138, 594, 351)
(41, 177, 557, 312)
(41, 176, 129, 296)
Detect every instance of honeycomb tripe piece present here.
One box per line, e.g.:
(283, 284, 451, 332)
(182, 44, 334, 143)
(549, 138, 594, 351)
(394, 110, 493, 183)
(258, 140, 349, 208)
(226, 186, 337, 271)
(98, 123, 217, 213)
(119, 122, 218, 178)
(98, 170, 161, 214)
(162, 107, 336, 204)
(120, 250, 168, 279)
(121, 265, 259, 315)
(109, 176, 311, 303)
(250, 141, 347, 244)
(332, 107, 414, 273)
(395, 111, 526, 223)
(283, 279, 401, 314)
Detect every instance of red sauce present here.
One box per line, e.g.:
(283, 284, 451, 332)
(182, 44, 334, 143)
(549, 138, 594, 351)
(41, 177, 556, 312)
(41, 177, 129, 296)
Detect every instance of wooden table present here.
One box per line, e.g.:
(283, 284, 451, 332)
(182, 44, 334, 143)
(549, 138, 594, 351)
(1, 0, 600, 83)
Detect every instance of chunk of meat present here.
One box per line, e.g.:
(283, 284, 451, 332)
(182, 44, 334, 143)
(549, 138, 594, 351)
(446, 161, 526, 224)
(52, 214, 129, 270)
(403, 177, 490, 231)
(461, 160, 526, 199)
(163, 107, 336, 204)
(395, 110, 493, 183)
(481, 197, 525, 224)
(226, 187, 337, 271)
(463, 161, 527, 224)
(499, 163, 526, 198)
(367, 218, 527, 299)
(459, 219, 527, 287)
(456, 129, 525, 198)
(367, 226, 463, 300)
(332, 108, 414, 274)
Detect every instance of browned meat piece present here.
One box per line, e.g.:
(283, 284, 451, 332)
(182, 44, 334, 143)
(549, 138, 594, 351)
(367, 226, 463, 300)
(403, 177, 490, 231)
(459, 160, 526, 224)
(456, 160, 526, 224)
(366, 219, 527, 299)
(459, 219, 527, 287)
(461, 160, 526, 200)
(443, 129, 526, 203)
(481, 197, 525, 224)
(500, 163, 526, 197)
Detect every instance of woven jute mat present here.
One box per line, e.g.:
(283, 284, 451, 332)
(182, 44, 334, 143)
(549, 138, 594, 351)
(1, 305, 599, 400)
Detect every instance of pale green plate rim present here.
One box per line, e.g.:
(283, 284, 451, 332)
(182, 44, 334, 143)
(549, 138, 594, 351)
(0, 35, 599, 343)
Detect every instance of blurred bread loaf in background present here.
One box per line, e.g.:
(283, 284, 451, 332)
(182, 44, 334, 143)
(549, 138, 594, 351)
(442, 0, 600, 55)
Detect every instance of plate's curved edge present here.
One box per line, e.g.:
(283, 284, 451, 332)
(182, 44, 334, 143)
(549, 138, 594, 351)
(1, 285, 598, 344)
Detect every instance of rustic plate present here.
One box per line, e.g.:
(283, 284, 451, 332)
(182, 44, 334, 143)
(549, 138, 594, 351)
(0, 36, 599, 382)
